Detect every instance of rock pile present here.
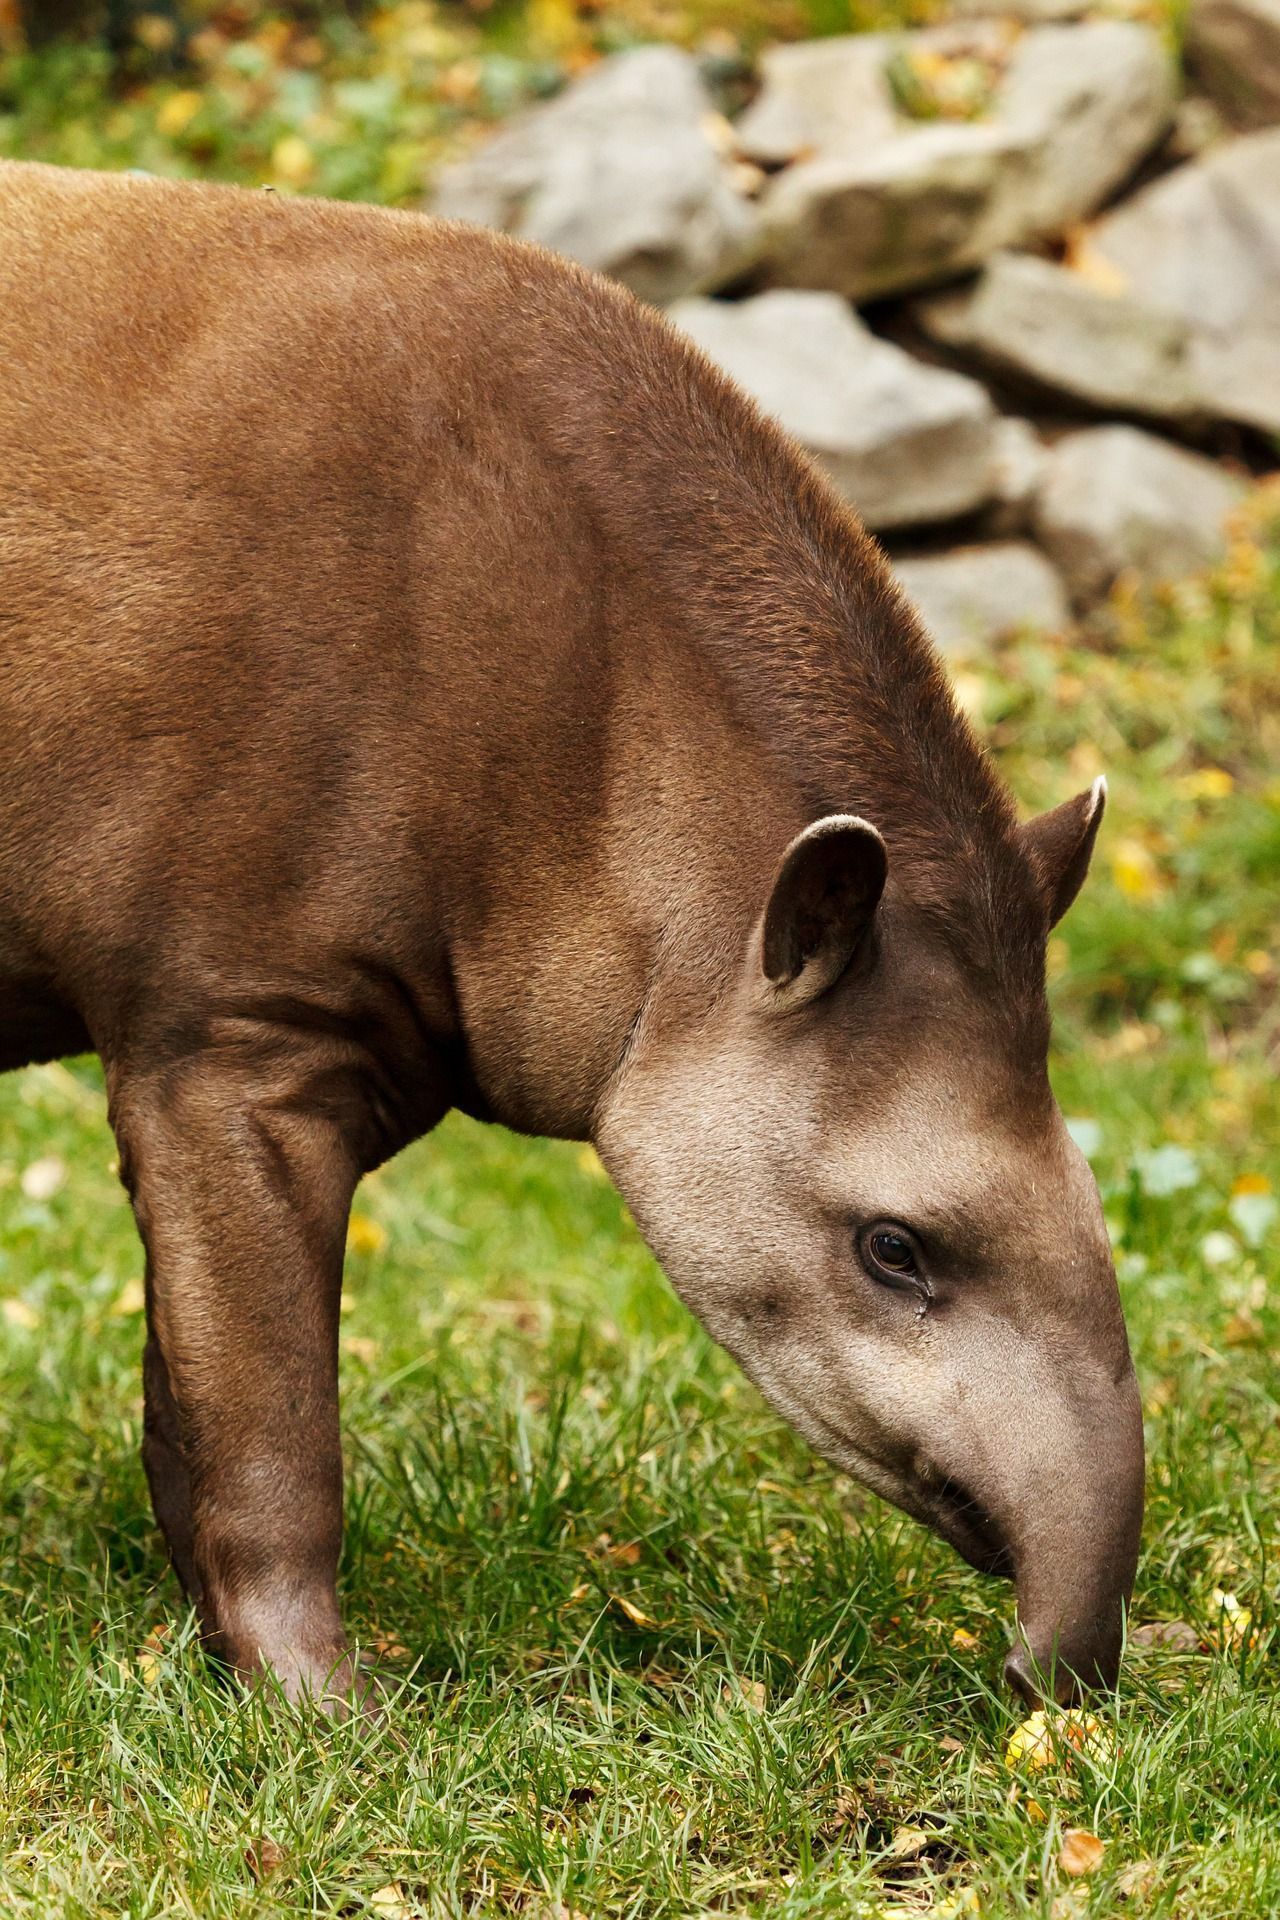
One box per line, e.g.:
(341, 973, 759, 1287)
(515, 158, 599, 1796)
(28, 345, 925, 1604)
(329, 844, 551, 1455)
(431, 5, 1278, 651)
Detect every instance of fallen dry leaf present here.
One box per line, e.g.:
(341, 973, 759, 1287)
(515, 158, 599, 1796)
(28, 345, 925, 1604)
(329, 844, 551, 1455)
(245, 1835, 286, 1882)
(887, 1824, 932, 1861)
(1115, 1859, 1158, 1898)
(1130, 1619, 1200, 1652)
(1059, 1828, 1105, 1876)
(612, 1595, 652, 1628)
(951, 1627, 980, 1651)
(730, 1675, 767, 1712)
(136, 1623, 170, 1688)
(939, 1734, 965, 1754)
(1005, 1709, 1112, 1771)
(1211, 1588, 1256, 1650)
(369, 1886, 412, 1917)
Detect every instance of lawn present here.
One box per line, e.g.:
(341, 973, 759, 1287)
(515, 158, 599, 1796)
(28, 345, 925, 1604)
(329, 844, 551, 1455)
(0, 478, 1277, 1913)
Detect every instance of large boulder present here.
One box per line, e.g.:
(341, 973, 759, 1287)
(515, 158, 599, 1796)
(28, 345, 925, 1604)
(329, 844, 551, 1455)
(668, 290, 998, 531)
(995, 22, 1175, 234)
(735, 34, 899, 167)
(893, 542, 1070, 651)
(917, 250, 1201, 421)
(759, 21, 1174, 300)
(762, 119, 1037, 303)
(1186, 0, 1280, 130)
(1033, 426, 1247, 606)
(429, 47, 761, 305)
(1091, 129, 1280, 435)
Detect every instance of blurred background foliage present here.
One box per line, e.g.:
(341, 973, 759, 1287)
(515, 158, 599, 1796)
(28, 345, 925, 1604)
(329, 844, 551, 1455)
(0, 0, 952, 205)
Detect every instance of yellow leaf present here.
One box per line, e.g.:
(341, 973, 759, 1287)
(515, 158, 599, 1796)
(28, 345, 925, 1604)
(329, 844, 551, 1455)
(1110, 837, 1165, 901)
(564, 1581, 591, 1605)
(370, 1886, 412, 1917)
(1004, 1710, 1055, 1770)
(272, 135, 316, 189)
(612, 1595, 652, 1627)
(733, 1676, 767, 1712)
(1005, 1709, 1111, 1771)
(112, 1278, 146, 1316)
(1211, 1588, 1255, 1649)
(1231, 1172, 1271, 1197)
(935, 1892, 981, 1918)
(347, 1213, 387, 1256)
(156, 90, 202, 138)
(136, 1623, 169, 1687)
(1026, 1797, 1047, 1824)
(3, 1298, 39, 1331)
(1179, 766, 1234, 800)
(887, 1824, 931, 1860)
(951, 1626, 980, 1651)
(1059, 1828, 1106, 1876)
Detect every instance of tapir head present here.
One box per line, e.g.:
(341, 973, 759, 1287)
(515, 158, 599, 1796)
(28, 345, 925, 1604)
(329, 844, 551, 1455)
(599, 777, 1144, 1706)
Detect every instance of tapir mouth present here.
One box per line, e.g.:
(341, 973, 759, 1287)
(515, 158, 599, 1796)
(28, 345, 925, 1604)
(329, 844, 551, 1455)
(929, 1476, 1015, 1581)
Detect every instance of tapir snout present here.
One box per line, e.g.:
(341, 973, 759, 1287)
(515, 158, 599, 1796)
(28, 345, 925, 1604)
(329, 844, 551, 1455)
(1001, 1360, 1145, 1704)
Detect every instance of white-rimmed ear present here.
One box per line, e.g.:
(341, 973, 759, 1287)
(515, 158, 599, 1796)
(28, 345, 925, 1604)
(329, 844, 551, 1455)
(1019, 776, 1107, 928)
(758, 814, 888, 1013)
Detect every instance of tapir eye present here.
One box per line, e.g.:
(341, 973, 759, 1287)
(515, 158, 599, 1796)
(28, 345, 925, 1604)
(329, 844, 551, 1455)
(860, 1224, 927, 1295)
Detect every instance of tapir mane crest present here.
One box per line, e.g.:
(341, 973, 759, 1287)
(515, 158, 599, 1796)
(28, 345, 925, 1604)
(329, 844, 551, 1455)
(521, 263, 1049, 1021)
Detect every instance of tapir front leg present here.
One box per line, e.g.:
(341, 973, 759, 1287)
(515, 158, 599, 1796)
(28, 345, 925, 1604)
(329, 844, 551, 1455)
(109, 1045, 364, 1707)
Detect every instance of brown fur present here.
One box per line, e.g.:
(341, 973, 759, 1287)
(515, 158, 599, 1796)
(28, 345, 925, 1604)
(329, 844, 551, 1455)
(0, 161, 1141, 1708)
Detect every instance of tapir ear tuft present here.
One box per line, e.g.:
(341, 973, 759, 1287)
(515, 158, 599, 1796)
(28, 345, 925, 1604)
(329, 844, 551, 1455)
(760, 814, 888, 1011)
(1019, 775, 1107, 929)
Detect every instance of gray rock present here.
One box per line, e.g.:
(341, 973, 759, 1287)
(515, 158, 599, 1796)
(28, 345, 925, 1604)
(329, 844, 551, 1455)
(430, 47, 761, 304)
(762, 119, 1038, 301)
(892, 542, 1070, 651)
(668, 290, 998, 530)
(984, 415, 1049, 537)
(997, 22, 1176, 233)
(1187, 0, 1280, 130)
(735, 35, 898, 167)
(948, 0, 1087, 18)
(1092, 129, 1280, 433)
(917, 250, 1201, 420)
(760, 21, 1173, 300)
(1033, 426, 1246, 605)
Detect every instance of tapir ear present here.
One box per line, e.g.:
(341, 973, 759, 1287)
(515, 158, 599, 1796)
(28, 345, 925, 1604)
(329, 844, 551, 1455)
(759, 814, 888, 1011)
(1019, 776, 1107, 928)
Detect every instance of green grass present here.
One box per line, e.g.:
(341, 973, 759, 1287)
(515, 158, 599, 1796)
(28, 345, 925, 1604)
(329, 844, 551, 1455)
(1, 510, 1278, 1915)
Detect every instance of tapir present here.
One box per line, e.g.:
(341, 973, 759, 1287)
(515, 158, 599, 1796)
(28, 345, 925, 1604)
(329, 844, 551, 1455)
(0, 159, 1144, 1711)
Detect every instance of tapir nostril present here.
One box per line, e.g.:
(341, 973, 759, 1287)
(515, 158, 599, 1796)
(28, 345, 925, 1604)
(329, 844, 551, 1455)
(1004, 1643, 1087, 1708)
(1003, 1645, 1039, 1707)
